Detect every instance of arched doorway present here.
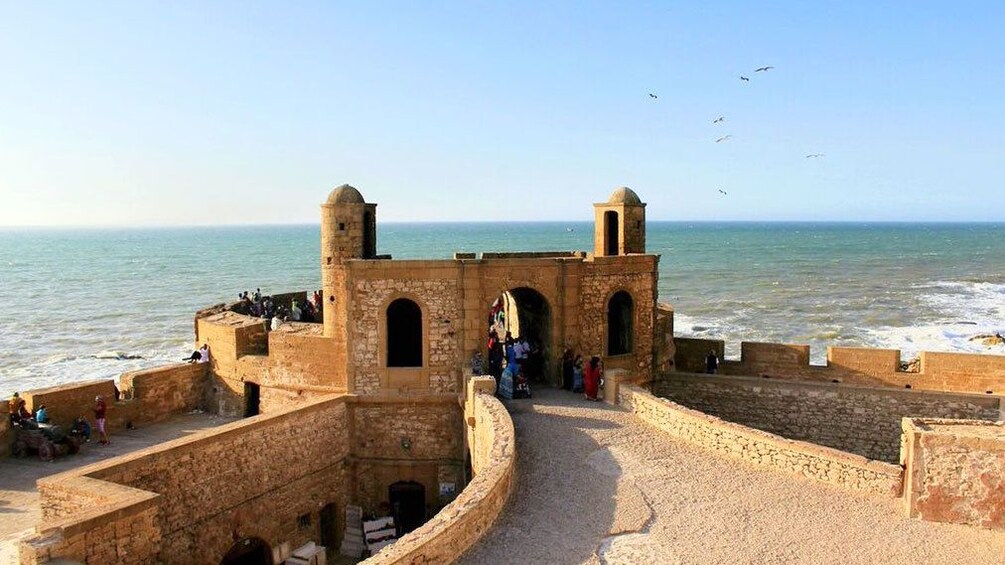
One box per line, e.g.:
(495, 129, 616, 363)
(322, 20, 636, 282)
(220, 537, 273, 565)
(389, 481, 426, 537)
(607, 291, 634, 355)
(604, 210, 619, 256)
(487, 287, 553, 384)
(387, 298, 422, 367)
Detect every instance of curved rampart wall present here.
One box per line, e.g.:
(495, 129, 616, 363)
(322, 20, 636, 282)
(364, 376, 515, 564)
(617, 384, 903, 497)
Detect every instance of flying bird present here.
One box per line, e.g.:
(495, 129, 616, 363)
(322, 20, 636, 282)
(712, 116, 725, 124)
(715, 135, 732, 143)
(717, 189, 728, 196)
(648, 93, 658, 99)
(805, 153, 825, 158)
(755, 66, 774, 72)
(739, 76, 750, 82)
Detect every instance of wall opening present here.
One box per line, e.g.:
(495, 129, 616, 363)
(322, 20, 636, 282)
(220, 537, 273, 565)
(244, 382, 260, 417)
(363, 211, 375, 258)
(389, 481, 426, 537)
(607, 291, 634, 355)
(487, 287, 553, 384)
(320, 502, 338, 551)
(387, 298, 422, 367)
(604, 210, 619, 256)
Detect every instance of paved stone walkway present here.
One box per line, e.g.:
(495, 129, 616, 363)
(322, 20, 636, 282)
(458, 387, 1005, 565)
(0, 412, 236, 564)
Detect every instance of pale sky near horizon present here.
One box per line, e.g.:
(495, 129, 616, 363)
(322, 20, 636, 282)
(1, 2, 1003, 226)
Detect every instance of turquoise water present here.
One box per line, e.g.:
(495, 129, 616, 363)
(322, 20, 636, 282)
(1, 222, 1003, 392)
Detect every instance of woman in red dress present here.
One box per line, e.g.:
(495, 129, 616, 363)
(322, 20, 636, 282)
(583, 356, 602, 401)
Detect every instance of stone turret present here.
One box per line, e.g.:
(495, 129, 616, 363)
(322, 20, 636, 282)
(321, 184, 377, 339)
(593, 186, 646, 256)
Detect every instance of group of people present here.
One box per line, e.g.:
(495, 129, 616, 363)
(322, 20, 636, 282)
(561, 350, 605, 401)
(7, 392, 108, 445)
(238, 288, 325, 329)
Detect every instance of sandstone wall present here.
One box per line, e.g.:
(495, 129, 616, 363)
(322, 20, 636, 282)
(364, 376, 515, 564)
(655, 372, 1002, 462)
(617, 384, 903, 496)
(902, 419, 1005, 530)
(673, 337, 1005, 395)
(0, 414, 10, 458)
(25, 395, 352, 564)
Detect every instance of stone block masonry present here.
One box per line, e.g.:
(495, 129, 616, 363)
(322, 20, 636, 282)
(655, 372, 1002, 463)
(902, 419, 1005, 530)
(618, 384, 903, 496)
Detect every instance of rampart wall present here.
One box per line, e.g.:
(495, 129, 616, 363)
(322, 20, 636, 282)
(617, 384, 903, 496)
(901, 419, 1005, 530)
(674, 337, 1005, 395)
(654, 372, 1002, 462)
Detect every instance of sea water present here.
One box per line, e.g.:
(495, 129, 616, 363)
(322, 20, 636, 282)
(1, 222, 1003, 393)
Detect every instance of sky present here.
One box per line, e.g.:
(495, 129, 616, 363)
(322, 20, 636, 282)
(1, 1, 1003, 225)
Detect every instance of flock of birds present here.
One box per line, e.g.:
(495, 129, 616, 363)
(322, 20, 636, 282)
(648, 65, 825, 197)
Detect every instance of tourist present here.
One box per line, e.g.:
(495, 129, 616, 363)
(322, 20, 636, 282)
(253, 288, 261, 302)
(470, 351, 484, 376)
(184, 348, 201, 363)
(705, 349, 719, 375)
(71, 415, 91, 443)
(515, 336, 530, 369)
(34, 404, 48, 424)
(271, 313, 283, 331)
(197, 344, 210, 364)
(8, 392, 21, 423)
(291, 300, 302, 322)
(94, 395, 109, 445)
(487, 329, 503, 380)
(572, 355, 584, 393)
(583, 356, 602, 401)
(561, 348, 574, 390)
(505, 332, 518, 373)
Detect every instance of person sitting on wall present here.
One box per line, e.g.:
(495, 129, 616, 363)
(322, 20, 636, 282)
(184, 348, 201, 363)
(8, 392, 21, 425)
(34, 404, 48, 424)
(70, 415, 92, 443)
(197, 344, 209, 364)
(705, 349, 719, 375)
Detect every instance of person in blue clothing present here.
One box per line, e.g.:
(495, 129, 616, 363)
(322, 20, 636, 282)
(34, 404, 48, 424)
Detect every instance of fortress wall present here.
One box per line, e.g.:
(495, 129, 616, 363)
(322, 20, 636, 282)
(196, 311, 267, 381)
(0, 415, 10, 458)
(120, 362, 208, 423)
(365, 377, 515, 565)
(26, 395, 352, 564)
(267, 326, 344, 390)
(617, 384, 903, 496)
(902, 419, 1005, 530)
(349, 261, 463, 394)
(654, 304, 674, 373)
(673, 337, 1005, 394)
(580, 255, 658, 377)
(21, 380, 118, 431)
(655, 373, 1002, 463)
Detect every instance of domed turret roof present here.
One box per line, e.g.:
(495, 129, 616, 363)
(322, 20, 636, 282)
(608, 186, 642, 205)
(327, 184, 366, 204)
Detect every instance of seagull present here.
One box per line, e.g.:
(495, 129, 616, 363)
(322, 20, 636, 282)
(717, 189, 728, 195)
(805, 153, 825, 158)
(739, 76, 750, 81)
(715, 135, 732, 143)
(648, 93, 658, 99)
(712, 116, 725, 124)
(755, 66, 774, 72)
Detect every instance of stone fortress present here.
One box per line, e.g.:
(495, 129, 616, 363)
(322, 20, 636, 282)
(5, 186, 1004, 564)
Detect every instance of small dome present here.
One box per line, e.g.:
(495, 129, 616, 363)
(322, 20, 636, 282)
(327, 184, 365, 204)
(608, 186, 642, 205)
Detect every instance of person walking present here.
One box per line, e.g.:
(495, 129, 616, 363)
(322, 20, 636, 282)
(583, 356, 602, 401)
(94, 395, 109, 445)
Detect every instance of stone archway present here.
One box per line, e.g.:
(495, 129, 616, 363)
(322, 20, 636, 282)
(488, 287, 554, 385)
(220, 537, 273, 565)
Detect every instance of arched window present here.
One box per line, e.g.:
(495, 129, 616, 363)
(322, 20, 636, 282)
(604, 211, 619, 256)
(387, 298, 422, 367)
(607, 291, 633, 355)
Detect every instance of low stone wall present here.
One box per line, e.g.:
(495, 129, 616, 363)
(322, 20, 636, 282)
(15, 364, 208, 440)
(673, 337, 1005, 395)
(618, 384, 903, 496)
(902, 418, 1005, 530)
(655, 372, 1002, 462)
(365, 376, 515, 564)
(21, 395, 352, 564)
(0, 413, 11, 458)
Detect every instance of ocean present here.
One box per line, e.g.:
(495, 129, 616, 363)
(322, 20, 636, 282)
(1, 222, 1003, 393)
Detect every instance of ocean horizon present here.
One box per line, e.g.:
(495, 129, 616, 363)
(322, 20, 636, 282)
(2, 221, 1003, 394)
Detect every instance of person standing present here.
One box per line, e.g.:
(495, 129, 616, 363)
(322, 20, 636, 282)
(561, 349, 574, 390)
(94, 395, 109, 445)
(583, 356, 602, 401)
(705, 349, 719, 374)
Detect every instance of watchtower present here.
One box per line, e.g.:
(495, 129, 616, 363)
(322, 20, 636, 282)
(321, 184, 377, 338)
(593, 186, 646, 256)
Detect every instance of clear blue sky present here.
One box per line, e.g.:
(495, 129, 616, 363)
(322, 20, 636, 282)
(1, 1, 1003, 225)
